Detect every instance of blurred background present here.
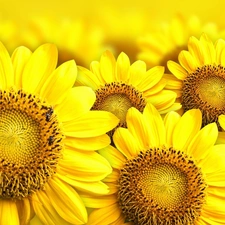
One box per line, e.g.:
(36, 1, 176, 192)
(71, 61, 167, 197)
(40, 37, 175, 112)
(0, 0, 224, 68)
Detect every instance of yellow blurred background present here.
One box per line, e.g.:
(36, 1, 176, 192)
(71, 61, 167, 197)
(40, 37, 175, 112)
(0, 0, 224, 67)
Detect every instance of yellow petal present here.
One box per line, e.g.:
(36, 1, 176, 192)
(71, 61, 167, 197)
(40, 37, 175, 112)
(57, 173, 110, 195)
(137, 66, 164, 91)
(22, 43, 57, 94)
(125, 106, 150, 149)
(56, 86, 95, 122)
(187, 123, 218, 160)
(129, 60, 146, 86)
(40, 60, 77, 105)
(16, 198, 32, 225)
(172, 109, 202, 151)
(76, 66, 100, 90)
(98, 145, 126, 169)
(32, 191, 74, 225)
(179, 50, 198, 73)
(215, 39, 225, 65)
(65, 134, 110, 151)
(100, 50, 116, 83)
(64, 111, 119, 138)
(0, 200, 19, 225)
(59, 148, 112, 181)
(46, 177, 87, 224)
(143, 103, 166, 147)
(81, 194, 117, 208)
(218, 114, 225, 130)
(0, 42, 14, 89)
(164, 111, 181, 147)
(11, 46, 32, 89)
(167, 60, 187, 80)
(30, 215, 45, 225)
(87, 203, 121, 225)
(116, 52, 130, 81)
(113, 127, 141, 159)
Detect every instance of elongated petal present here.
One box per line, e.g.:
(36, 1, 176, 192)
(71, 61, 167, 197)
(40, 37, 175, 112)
(22, 43, 57, 93)
(57, 173, 110, 195)
(56, 86, 96, 122)
(167, 60, 187, 80)
(113, 127, 141, 159)
(143, 103, 166, 146)
(63, 111, 119, 138)
(87, 203, 121, 225)
(218, 114, 225, 130)
(11, 46, 32, 89)
(58, 148, 112, 181)
(46, 177, 87, 224)
(32, 191, 74, 225)
(100, 50, 116, 83)
(16, 198, 32, 225)
(187, 123, 218, 160)
(179, 50, 198, 73)
(65, 134, 110, 151)
(0, 200, 19, 225)
(40, 60, 77, 105)
(164, 111, 181, 147)
(98, 145, 126, 169)
(129, 60, 146, 86)
(137, 66, 164, 91)
(76, 66, 100, 90)
(173, 109, 202, 151)
(116, 52, 130, 81)
(0, 42, 14, 89)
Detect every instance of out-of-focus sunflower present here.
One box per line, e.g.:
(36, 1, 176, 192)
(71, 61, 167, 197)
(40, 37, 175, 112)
(137, 15, 225, 70)
(167, 33, 225, 129)
(16, 17, 108, 67)
(0, 42, 119, 225)
(75, 50, 180, 137)
(83, 103, 225, 225)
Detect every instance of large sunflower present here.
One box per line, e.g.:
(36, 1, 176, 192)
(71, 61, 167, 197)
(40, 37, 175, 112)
(83, 103, 225, 225)
(137, 14, 224, 70)
(167, 33, 225, 129)
(0, 42, 119, 225)
(75, 50, 180, 137)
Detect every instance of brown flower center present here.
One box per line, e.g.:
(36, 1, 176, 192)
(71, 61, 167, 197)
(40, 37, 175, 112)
(118, 147, 206, 225)
(0, 89, 64, 199)
(92, 82, 146, 135)
(182, 65, 225, 129)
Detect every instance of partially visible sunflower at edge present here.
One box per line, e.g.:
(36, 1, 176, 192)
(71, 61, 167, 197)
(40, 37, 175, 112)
(75, 50, 181, 138)
(137, 14, 225, 70)
(83, 103, 225, 225)
(0, 42, 119, 225)
(166, 33, 225, 130)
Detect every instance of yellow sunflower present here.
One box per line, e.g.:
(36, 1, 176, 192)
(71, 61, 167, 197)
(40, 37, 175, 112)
(75, 50, 180, 137)
(167, 33, 225, 129)
(83, 103, 225, 225)
(137, 14, 224, 70)
(0, 42, 119, 225)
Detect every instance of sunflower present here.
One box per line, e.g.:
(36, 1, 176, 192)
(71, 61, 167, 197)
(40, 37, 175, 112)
(0, 42, 119, 225)
(166, 33, 225, 129)
(75, 50, 180, 137)
(137, 14, 224, 70)
(83, 103, 225, 225)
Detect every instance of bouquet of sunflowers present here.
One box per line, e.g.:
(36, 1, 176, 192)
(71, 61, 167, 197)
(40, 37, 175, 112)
(0, 12, 225, 225)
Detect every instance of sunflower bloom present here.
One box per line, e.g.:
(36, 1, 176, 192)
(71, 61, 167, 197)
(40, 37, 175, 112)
(137, 15, 224, 70)
(0, 42, 119, 225)
(83, 103, 225, 225)
(75, 50, 180, 137)
(166, 33, 225, 129)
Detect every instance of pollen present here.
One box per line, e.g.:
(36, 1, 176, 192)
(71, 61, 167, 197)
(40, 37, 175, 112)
(118, 147, 207, 225)
(0, 89, 64, 199)
(92, 82, 146, 129)
(182, 64, 225, 129)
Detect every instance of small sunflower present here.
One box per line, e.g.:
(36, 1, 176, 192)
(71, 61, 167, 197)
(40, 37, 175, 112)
(137, 14, 224, 70)
(0, 42, 119, 225)
(75, 50, 180, 137)
(167, 33, 225, 129)
(83, 103, 225, 225)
